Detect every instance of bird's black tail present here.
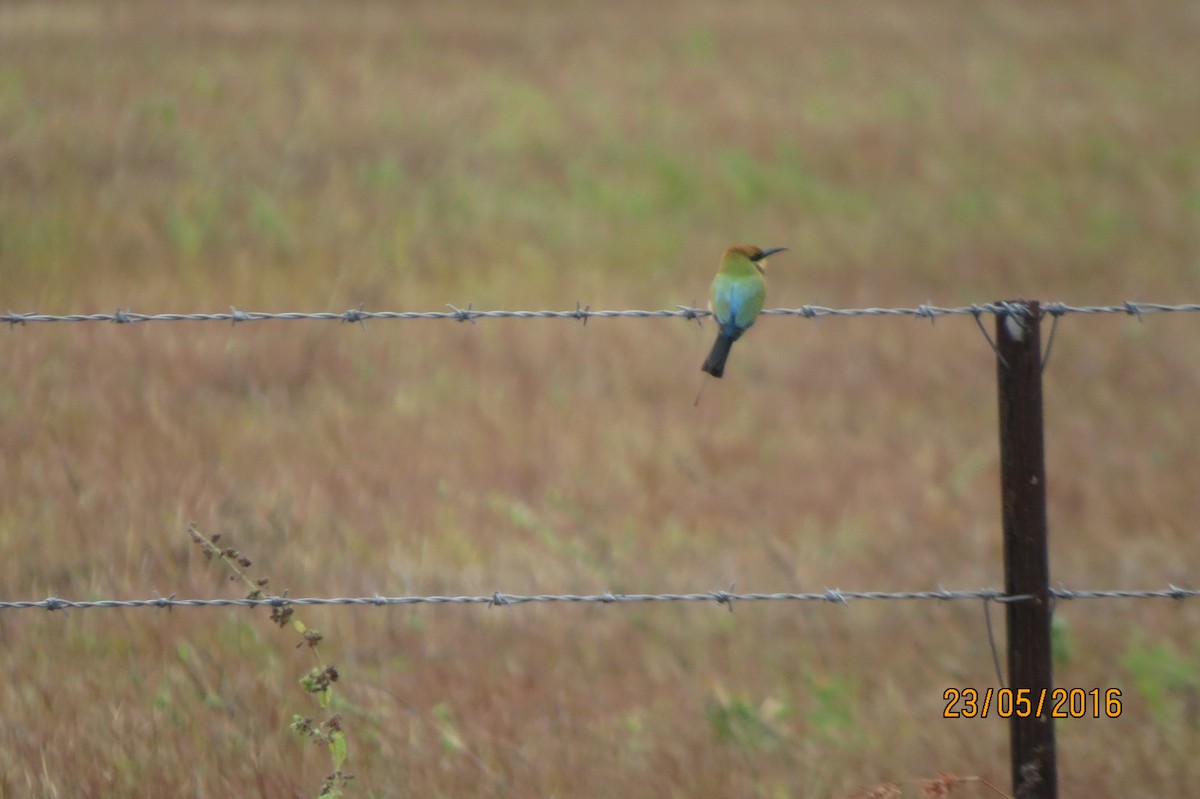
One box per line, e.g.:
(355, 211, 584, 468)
(701, 331, 735, 378)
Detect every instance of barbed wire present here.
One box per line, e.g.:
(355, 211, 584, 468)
(1, 585, 1196, 614)
(4, 301, 1200, 328)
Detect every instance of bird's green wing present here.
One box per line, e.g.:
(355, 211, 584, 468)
(732, 274, 766, 330)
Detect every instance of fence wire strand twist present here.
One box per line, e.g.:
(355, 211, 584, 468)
(2, 585, 1197, 614)
(5, 301, 1200, 328)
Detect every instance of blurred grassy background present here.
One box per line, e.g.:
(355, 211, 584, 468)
(2, 1, 1200, 796)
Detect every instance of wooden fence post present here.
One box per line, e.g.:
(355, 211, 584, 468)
(995, 300, 1057, 799)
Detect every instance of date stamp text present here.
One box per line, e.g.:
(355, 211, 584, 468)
(943, 687, 1122, 719)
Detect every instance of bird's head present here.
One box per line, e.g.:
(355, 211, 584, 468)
(726, 244, 788, 275)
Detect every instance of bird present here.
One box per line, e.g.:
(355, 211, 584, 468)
(701, 244, 787, 379)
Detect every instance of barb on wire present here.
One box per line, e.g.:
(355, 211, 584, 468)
(1051, 584, 1199, 601)
(4, 301, 1200, 328)
(1, 585, 1196, 614)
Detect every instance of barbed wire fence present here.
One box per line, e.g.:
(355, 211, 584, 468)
(6, 297, 1200, 799)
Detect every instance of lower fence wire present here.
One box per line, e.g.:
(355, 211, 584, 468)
(0, 585, 1196, 613)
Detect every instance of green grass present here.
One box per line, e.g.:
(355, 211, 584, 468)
(3, 1, 1200, 796)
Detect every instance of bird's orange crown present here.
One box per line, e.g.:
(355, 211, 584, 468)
(724, 244, 787, 274)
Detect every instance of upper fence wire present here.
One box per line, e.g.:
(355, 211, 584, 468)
(5, 300, 1200, 327)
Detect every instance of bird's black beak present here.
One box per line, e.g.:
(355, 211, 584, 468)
(754, 246, 788, 261)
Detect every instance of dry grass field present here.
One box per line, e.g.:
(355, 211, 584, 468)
(3, 1, 1200, 796)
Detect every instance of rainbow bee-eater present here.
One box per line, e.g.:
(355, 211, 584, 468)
(701, 244, 787, 378)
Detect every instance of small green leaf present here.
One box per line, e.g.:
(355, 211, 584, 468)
(329, 730, 348, 769)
